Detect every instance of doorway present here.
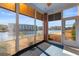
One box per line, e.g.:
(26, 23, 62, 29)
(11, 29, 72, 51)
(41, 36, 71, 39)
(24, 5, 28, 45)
(62, 18, 77, 47)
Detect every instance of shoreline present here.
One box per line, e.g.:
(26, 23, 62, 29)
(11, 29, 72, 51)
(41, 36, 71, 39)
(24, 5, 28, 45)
(0, 34, 44, 55)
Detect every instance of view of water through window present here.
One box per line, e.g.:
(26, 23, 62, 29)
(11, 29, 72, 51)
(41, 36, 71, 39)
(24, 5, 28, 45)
(48, 20, 62, 43)
(0, 8, 44, 55)
(0, 8, 16, 55)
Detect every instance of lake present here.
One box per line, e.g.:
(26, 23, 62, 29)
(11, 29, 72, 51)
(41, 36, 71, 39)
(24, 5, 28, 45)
(0, 30, 61, 41)
(48, 30, 61, 34)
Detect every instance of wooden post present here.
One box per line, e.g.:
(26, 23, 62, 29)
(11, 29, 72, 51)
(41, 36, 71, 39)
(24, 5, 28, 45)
(44, 13, 48, 41)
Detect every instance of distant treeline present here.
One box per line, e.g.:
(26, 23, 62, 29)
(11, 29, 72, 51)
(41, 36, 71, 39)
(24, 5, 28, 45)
(0, 25, 8, 32)
(49, 26, 62, 30)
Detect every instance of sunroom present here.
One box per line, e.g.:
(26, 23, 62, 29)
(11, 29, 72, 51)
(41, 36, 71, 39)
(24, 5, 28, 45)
(0, 3, 79, 56)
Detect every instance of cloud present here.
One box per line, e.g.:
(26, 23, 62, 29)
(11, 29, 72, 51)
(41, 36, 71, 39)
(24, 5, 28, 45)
(1, 11, 13, 16)
(8, 13, 13, 16)
(1, 11, 5, 14)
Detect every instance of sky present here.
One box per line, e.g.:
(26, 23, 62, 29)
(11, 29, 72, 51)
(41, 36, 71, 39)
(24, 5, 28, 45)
(0, 8, 43, 26)
(0, 6, 77, 27)
(48, 20, 75, 28)
(63, 6, 77, 18)
(49, 6, 77, 28)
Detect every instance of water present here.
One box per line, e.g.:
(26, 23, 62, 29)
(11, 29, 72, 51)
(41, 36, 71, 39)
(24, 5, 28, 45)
(48, 30, 61, 34)
(0, 31, 41, 41)
(0, 32, 15, 41)
(0, 30, 61, 41)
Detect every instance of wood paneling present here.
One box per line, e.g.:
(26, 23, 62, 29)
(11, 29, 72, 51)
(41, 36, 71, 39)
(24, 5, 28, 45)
(48, 12, 61, 21)
(20, 4, 44, 20)
(19, 4, 35, 18)
(0, 3, 15, 11)
(36, 11, 43, 20)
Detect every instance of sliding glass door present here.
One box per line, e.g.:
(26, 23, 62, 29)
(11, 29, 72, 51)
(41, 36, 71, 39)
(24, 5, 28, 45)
(62, 6, 77, 47)
(65, 20, 76, 41)
(62, 18, 77, 47)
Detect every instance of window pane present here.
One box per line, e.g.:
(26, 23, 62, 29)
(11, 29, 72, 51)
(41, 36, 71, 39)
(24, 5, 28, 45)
(63, 6, 77, 18)
(0, 8, 16, 55)
(48, 20, 62, 43)
(19, 14, 35, 50)
(65, 20, 76, 41)
(36, 19, 44, 43)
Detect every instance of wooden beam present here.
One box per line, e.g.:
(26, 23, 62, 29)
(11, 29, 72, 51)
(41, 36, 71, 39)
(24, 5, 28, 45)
(44, 13, 48, 41)
(15, 3, 19, 52)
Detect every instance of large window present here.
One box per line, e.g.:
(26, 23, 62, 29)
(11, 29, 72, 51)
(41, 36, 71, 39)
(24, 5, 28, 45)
(36, 19, 44, 43)
(63, 6, 77, 18)
(19, 15, 35, 50)
(65, 20, 76, 41)
(48, 20, 62, 43)
(0, 8, 16, 55)
(0, 5, 44, 56)
(19, 15, 44, 50)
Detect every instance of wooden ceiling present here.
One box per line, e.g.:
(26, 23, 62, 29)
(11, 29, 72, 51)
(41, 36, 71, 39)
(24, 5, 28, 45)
(47, 3, 52, 7)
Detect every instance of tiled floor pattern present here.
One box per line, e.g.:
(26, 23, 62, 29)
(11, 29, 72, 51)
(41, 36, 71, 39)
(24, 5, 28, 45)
(20, 42, 79, 56)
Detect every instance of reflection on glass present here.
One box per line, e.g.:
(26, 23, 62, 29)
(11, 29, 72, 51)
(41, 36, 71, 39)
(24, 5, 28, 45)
(36, 19, 44, 43)
(19, 15, 35, 50)
(48, 20, 62, 42)
(0, 8, 16, 55)
(65, 20, 76, 41)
